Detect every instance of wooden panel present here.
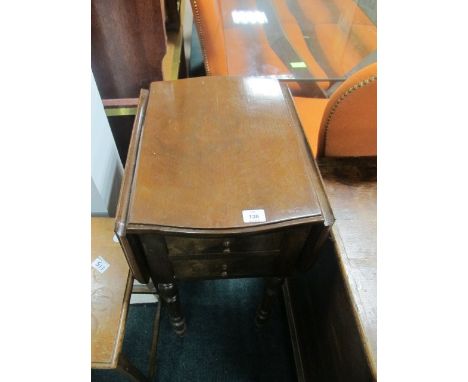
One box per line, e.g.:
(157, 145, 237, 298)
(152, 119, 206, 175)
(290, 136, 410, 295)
(102, 99, 140, 108)
(92, 0, 167, 99)
(283, 157, 376, 381)
(114, 90, 151, 284)
(171, 252, 280, 279)
(284, 239, 374, 382)
(165, 231, 284, 255)
(129, 77, 326, 229)
(318, 157, 377, 374)
(91, 217, 133, 369)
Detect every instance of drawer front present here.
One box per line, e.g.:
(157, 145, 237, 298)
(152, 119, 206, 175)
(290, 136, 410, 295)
(171, 252, 280, 279)
(166, 232, 284, 256)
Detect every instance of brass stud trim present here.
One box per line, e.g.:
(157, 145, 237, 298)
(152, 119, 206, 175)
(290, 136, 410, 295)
(322, 74, 377, 155)
(191, 0, 212, 75)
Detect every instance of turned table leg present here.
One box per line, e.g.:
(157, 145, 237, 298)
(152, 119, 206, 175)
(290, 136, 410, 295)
(142, 235, 187, 337)
(158, 282, 186, 336)
(255, 277, 284, 327)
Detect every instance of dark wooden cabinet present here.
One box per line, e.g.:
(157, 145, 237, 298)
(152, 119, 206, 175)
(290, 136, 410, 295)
(115, 77, 334, 336)
(283, 158, 376, 381)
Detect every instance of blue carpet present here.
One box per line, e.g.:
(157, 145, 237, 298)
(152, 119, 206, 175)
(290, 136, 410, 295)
(92, 278, 297, 381)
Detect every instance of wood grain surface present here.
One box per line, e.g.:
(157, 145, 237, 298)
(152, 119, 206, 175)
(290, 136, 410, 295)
(114, 90, 151, 284)
(114, 76, 335, 336)
(318, 157, 377, 376)
(91, 217, 133, 369)
(128, 76, 326, 230)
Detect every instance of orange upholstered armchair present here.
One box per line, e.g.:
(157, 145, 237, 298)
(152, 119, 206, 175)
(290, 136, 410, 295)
(191, 0, 228, 76)
(294, 63, 377, 157)
(190, 0, 377, 157)
(191, 0, 376, 86)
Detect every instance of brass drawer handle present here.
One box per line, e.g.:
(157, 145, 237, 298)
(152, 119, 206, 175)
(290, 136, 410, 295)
(220, 264, 228, 277)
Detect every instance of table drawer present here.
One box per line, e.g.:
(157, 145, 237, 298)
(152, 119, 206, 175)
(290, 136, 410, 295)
(171, 252, 280, 279)
(166, 232, 284, 256)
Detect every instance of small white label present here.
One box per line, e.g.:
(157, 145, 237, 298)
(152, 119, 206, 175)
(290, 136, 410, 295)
(242, 209, 266, 223)
(91, 256, 110, 274)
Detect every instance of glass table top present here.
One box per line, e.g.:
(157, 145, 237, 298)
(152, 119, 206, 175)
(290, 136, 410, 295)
(219, 0, 377, 83)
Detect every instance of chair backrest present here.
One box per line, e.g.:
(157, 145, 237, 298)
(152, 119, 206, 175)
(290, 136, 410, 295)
(191, 0, 228, 75)
(317, 62, 377, 157)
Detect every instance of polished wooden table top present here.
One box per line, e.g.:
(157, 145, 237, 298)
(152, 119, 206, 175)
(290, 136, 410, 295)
(116, 76, 333, 285)
(128, 76, 328, 230)
(318, 157, 376, 374)
(91, 217, 133, 369)
(218, 0, 376, 81)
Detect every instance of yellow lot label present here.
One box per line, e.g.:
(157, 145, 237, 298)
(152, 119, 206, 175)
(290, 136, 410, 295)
(290, 61, 307, 68)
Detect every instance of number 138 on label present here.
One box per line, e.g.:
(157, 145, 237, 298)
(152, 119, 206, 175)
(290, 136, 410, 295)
(242, 209, 266, 223)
